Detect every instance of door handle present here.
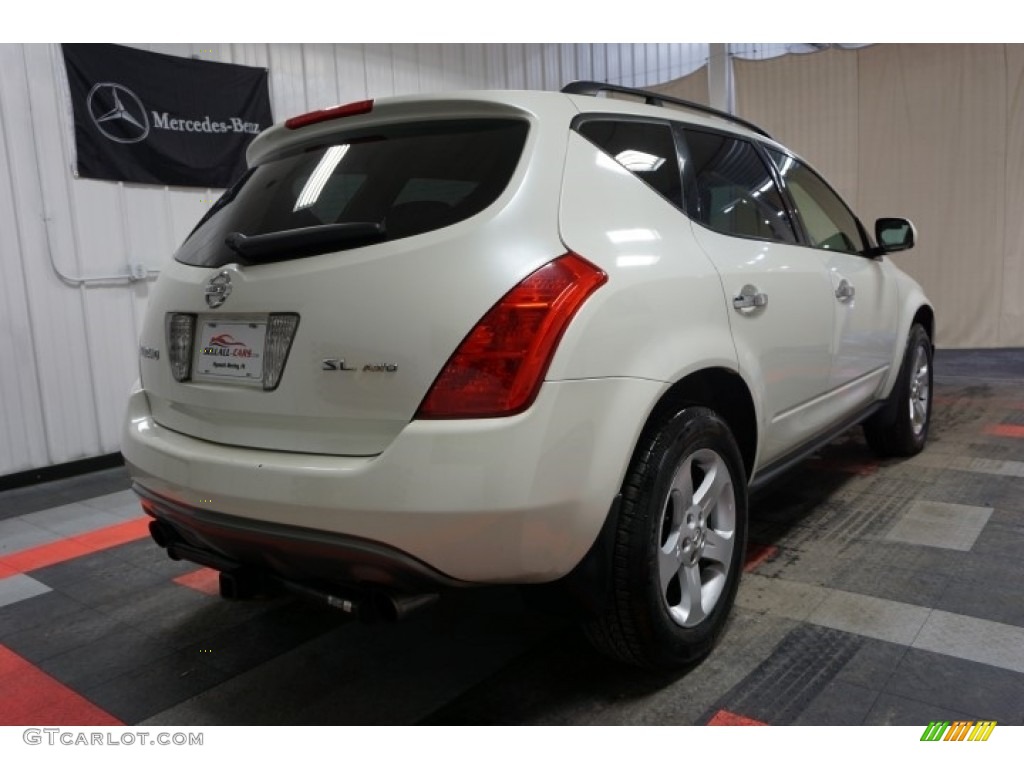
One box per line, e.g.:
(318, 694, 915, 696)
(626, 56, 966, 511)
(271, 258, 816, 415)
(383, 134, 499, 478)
(733, 284, 768, 311)
(835, 279, 855, 302)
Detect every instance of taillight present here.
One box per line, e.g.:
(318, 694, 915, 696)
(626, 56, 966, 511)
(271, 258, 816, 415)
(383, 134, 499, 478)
(166, 313, 196, 382)
(263, 314, 300, 390)
(285, 99, 374, 130)
(416, 253, 607, 419)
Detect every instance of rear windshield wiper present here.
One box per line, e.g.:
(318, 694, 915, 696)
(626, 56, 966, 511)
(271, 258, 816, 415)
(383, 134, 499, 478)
(225, 222, 386, 262)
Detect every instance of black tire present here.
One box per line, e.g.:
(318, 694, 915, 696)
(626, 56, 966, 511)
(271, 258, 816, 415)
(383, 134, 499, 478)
(584, 407, 748, 669)
(863, 324, 933, 457)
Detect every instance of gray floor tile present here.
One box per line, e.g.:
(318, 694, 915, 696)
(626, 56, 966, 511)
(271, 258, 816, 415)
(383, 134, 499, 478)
(3, 607, 134, 664)
(0, 590, 88, 639)
(828, 559, 950, 608)
(807, 589, 931, 645)
(885, 500, 992, 551)
(922, 472, 1024, 512)
(39, 625, 179, 691)
(735, 573, 830, 621)
(713, 624, 864, 725)
(833, 637, 909, 690)
(0, 518, 61, 555)
(0, 574, 52, 608)
(98, 582, 284, 650)
(864, 692, 976, 726)
(969, 522, 1024, 561)
(884, 648, 1024, 723)
(81, 489, 138, 510)
(935, 577, 1024, 628)
(913, 610, 1024, 674)
(83, 649, 233, 724)
(948, 456, 1024, 478)
(792, 679, 880, 725)
(143, 593, 556, 726)
(0, 466, 130, 521)
(19, 502, 126, 537)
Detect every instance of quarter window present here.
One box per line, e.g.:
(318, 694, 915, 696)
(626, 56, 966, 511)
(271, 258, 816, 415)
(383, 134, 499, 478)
(576, 120, 683, 208)
(681, 129, 797, 244)
(768, 150, 865, 254)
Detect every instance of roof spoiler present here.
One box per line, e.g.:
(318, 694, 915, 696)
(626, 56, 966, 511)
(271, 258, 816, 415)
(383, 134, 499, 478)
(560, 80, 772, 139)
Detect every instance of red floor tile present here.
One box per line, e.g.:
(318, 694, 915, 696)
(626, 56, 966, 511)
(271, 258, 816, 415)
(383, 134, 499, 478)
(984, 424, 1024, 439)
(744, 543, 779, 573)
(173, 567, 222, 596)
(707, 709, 768, 726)
(0, 645, 122, 726)
(0, 517, 150, 576)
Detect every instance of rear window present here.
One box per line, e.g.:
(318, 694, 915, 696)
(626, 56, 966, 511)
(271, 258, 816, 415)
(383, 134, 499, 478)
(175, 119, 529, 267)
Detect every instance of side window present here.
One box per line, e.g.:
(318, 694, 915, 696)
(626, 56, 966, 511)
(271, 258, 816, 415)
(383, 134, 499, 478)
(767, 150, 865, 254)
(681, 128, 797, 244)
(576, 120, 682, 208)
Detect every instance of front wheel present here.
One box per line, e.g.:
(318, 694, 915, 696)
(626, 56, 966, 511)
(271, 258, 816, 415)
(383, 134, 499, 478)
(864, 323, 933, 457)
(585, 407, 748, 669)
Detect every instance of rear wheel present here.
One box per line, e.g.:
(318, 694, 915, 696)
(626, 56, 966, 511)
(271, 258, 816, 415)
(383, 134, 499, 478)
(585, 407, 748, 669)
(864, 324, 932, 457)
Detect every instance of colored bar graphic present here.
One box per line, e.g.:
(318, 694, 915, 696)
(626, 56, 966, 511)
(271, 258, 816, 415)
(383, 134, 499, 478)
(921, 721, 950, 741)
(944, 721, 972, 741)
(968, 722, 997, 742)
(920, 720, 996, 742)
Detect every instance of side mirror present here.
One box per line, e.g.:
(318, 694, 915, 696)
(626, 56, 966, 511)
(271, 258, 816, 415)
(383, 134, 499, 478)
(875, 217, 916, 253)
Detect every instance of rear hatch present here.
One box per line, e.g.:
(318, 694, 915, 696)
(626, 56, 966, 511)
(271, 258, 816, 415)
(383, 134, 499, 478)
(138, 93, 578, 455)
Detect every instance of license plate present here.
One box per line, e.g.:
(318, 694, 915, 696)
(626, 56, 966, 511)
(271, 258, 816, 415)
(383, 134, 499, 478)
(194, 319, 267, 384)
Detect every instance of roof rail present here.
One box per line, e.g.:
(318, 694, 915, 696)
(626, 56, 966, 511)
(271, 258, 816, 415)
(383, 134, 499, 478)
(560, 80, 772, 139)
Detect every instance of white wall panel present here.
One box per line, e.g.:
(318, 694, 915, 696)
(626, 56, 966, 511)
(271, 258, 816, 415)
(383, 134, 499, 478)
(0, 67, 49, 474)
(464, 45, 487, 91)
(268, 43, 308, 116)
(523, 44, 545, 90)
(561, 46, 578, 86)
(591, 44, 609, 83)
(303, 44, 341, 109)
(484, 46, 508, 90)
(0, 42, 709, 477)
(363, 43, 396, 97)
(574, 45, 593, 82)
(505, 44, 528, 89)
(2, 45, 99, 466)
(333, 44, 368, 102)
(606, 44, 622, 87)
(441, 45, 467, 90)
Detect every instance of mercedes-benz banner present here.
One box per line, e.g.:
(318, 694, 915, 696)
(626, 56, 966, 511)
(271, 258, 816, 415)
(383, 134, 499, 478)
(62, 44, 273, 188)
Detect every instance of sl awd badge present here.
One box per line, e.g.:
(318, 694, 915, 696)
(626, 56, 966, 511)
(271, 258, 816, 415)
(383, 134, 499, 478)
(322, 359, 398, 373)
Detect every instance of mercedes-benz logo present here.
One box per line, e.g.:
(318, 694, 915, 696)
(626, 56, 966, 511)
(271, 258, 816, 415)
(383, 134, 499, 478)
(205, 271, 232, 309)
(86, 82, 150, 144)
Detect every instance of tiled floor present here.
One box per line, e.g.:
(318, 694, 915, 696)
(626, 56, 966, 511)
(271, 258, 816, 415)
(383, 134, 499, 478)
(1, 349, 1023, 725)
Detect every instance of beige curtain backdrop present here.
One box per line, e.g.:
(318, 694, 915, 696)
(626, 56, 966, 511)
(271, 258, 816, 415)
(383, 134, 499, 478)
(733, 44, 1024, 349)
(647, 65, 710, 105)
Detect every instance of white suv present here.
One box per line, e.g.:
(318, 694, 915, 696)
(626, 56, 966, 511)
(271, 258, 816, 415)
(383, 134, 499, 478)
(122, 81, 933, 669)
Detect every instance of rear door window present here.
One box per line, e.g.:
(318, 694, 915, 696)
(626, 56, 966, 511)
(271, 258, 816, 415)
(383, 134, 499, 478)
(680, 128, 798, 245)
(175, 119, 529, 267)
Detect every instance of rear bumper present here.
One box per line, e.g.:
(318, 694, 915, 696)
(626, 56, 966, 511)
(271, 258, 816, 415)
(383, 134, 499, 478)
(121, 376, 662, 584)
(137, 485, 466, 593)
